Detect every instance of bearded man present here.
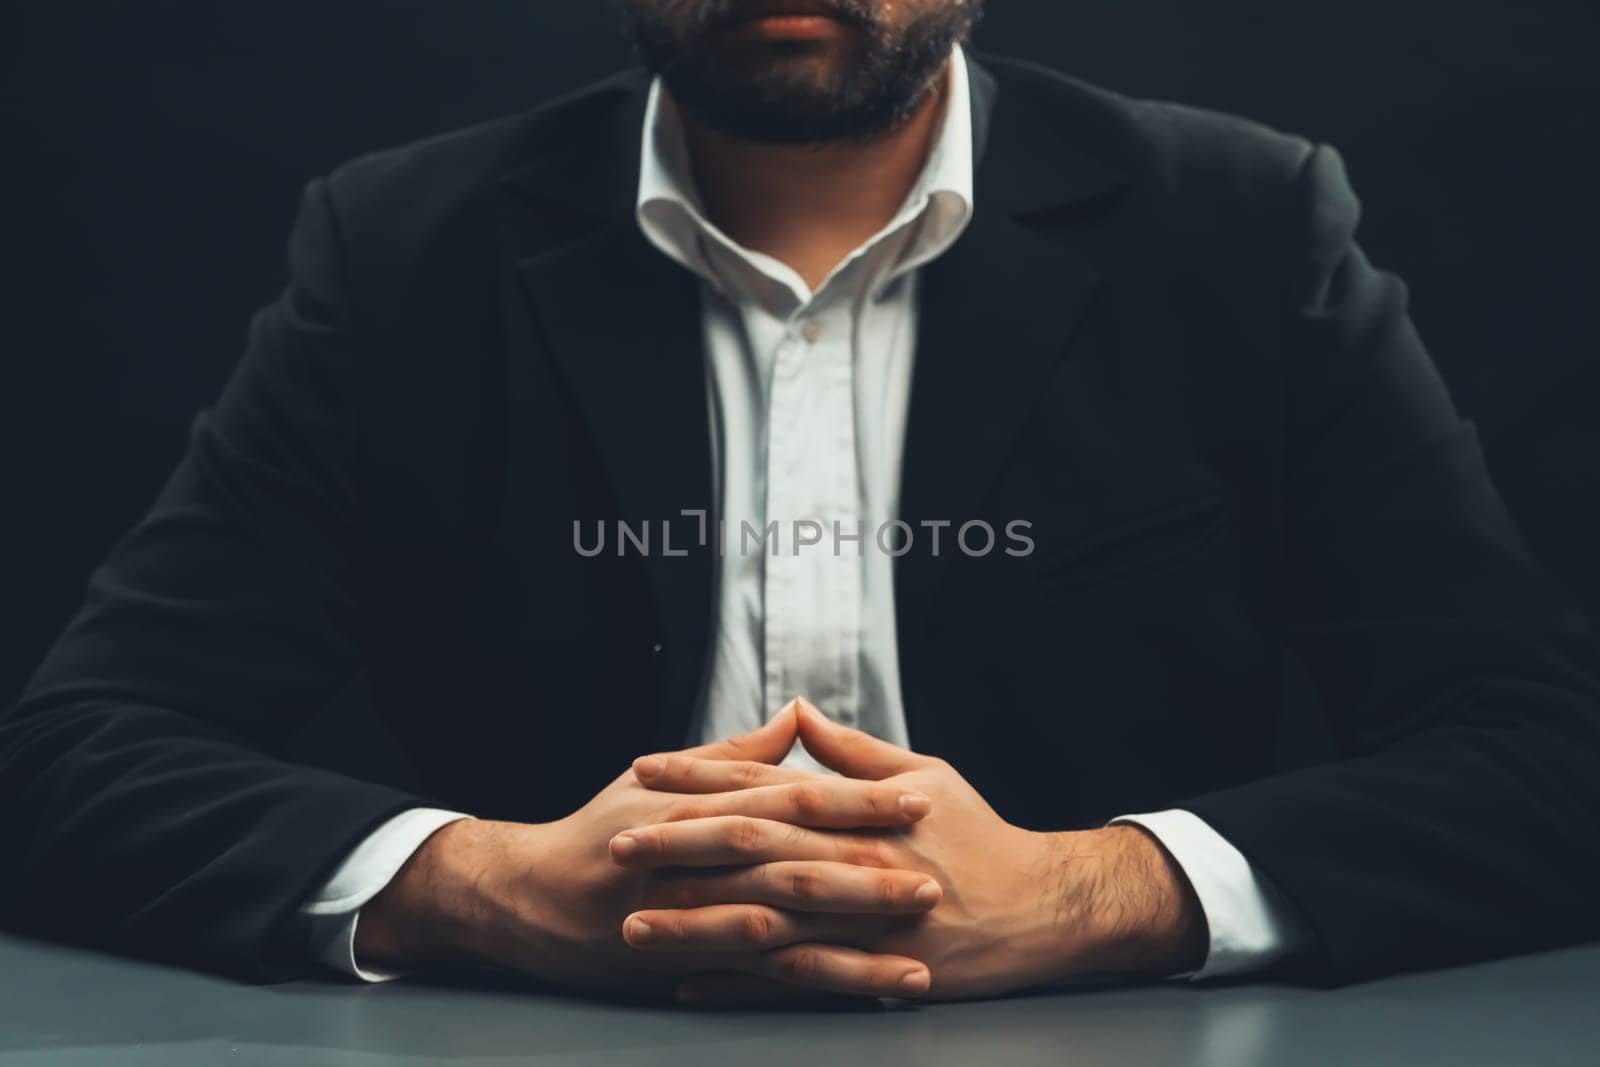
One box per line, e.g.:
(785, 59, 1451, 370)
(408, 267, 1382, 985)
(4, 0, 1598, 1005)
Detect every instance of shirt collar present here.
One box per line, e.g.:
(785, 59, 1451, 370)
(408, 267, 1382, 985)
(635, 44, 976, 307)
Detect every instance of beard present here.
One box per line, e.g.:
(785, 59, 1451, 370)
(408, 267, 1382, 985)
(617, 0, 984, 144)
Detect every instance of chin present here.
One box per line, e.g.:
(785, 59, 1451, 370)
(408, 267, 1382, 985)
(713, 43, 859, 93)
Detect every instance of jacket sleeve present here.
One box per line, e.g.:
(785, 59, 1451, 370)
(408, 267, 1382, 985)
(1183, 144, 1600, 983)
(0, 178, 431, 981)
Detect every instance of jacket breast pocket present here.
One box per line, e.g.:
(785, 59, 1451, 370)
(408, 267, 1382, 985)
(1033, 487, 1229, 595)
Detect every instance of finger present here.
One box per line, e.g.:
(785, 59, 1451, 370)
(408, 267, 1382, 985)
(674, 973, 874, 1011)
(759, 942, 932, 999)
(793, 698, 925, 780)
(642, 861, 943, 914)
(677, 699, 802, 764)
(659, 778, 931, 829)
(624, 915, 931, 999)
(633, 754, 816, 792)
(611, 816, 899, 870)
(623, 903, 878, 953)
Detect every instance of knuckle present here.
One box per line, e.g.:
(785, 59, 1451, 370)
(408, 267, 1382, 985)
(742, 909, 775, 946)
(878, 877, 901, 909)
(731, 762, 764, 789)
(784, 948, 823, 984)
(789, 783, 825, 817)
(679, 758, 712, 787)
(668, 801, 710, 823)
(789, 870, 824, 902)
(846, 838, 890, 869)
(729, 818, 764, 854)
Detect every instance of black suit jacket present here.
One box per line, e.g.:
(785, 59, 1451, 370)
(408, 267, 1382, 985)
(5, 53, 1599, 984)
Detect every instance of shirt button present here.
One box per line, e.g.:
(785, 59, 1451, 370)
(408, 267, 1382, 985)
(800, 319, 823, 344)
(651, 642, 664, 655)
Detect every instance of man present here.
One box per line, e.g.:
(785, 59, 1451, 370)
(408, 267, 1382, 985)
(4, 0, 1599, 1006)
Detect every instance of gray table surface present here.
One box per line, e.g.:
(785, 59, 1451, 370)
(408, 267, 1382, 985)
(1, 933, 1596, 1066)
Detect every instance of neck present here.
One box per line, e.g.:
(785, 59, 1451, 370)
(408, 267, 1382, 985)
(674, 61, 952, 291)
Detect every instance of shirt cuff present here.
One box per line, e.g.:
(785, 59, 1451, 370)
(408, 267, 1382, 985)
(299, 807, 474, 983)
(1111, 808, 1312, 980)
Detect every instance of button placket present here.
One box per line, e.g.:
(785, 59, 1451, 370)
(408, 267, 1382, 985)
(763, 311, 806, 714)
(825, 310, 862, 725)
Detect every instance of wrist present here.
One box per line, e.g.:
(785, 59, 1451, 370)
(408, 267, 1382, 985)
(354, 818, 506, 970)
(1099, 824, 1209, 974)
(1048, 825, 1208, 978)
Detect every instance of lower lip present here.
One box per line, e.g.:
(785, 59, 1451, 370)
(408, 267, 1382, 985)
(738, 14, 848, 41)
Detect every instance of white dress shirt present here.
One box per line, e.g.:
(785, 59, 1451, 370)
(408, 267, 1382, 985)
(300, 45, 1309, 983)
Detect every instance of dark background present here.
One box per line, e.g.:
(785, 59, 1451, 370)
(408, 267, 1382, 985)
(4, 1, 1597, 706)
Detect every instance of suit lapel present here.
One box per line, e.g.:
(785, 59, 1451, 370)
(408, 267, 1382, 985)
(487, 58, 1131, 749)
(895, 56, 1129, 655)
(497, 77, 716, 751)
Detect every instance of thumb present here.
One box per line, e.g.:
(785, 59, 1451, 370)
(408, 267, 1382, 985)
(680, 698, 801, 764)
(794, 698, 921, 780)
